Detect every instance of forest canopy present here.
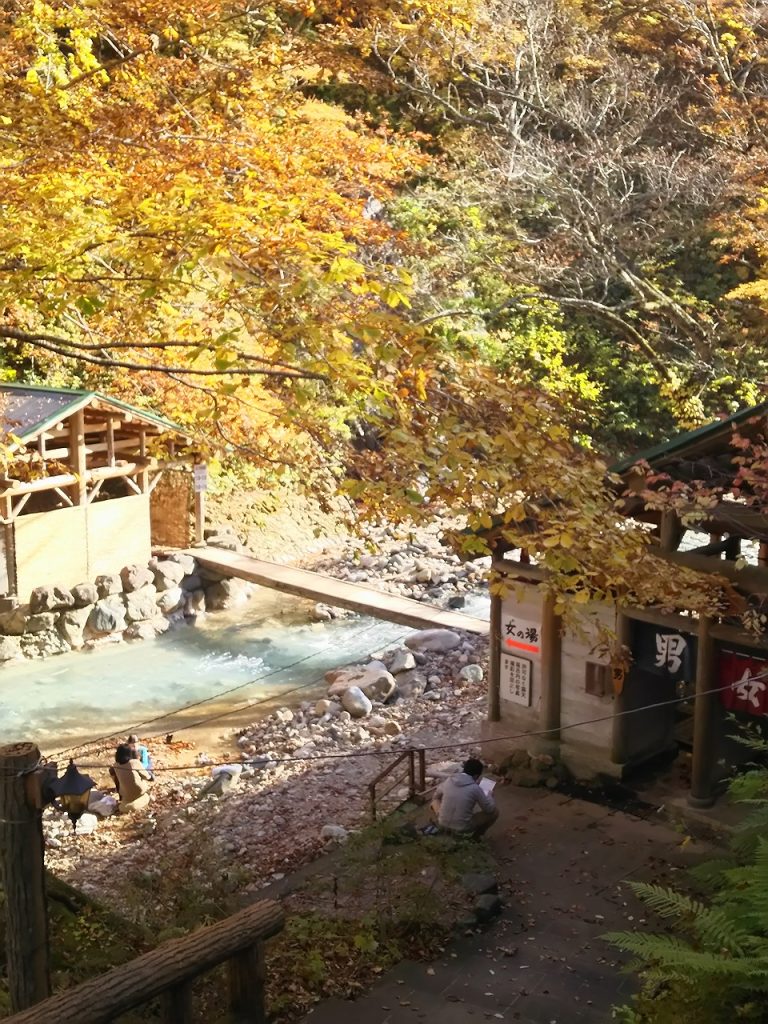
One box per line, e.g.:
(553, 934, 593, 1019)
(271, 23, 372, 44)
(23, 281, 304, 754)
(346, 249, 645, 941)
(2, 0, 768, 613)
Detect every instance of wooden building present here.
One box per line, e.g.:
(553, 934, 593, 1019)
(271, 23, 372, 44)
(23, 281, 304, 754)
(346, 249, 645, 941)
(0, 383, 197, 600)
(482, 402, 768, 806)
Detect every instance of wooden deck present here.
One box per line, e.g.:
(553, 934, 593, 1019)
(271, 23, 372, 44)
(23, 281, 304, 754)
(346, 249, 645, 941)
(193, 547, 489, 635)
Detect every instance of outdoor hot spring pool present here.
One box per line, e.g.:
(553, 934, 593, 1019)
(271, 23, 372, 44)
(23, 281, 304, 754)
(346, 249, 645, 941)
(0, 588, 490, 753)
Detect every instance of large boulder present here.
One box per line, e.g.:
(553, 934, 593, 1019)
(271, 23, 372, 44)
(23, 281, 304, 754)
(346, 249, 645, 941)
(326, 660, 396, 700)
(21, 629, 69, 659)
(394, 670, 427, 699)
(151, 559, 186, 592)
(389, 648, 416, 674)
(165, 552, 197, 576)
(0, 607, 27, 636)
(0, 635, 23, 661)
(341, 686, 372, 719)
(71, 582, 99, 608)
(29, 585, 74, 614)
(25, 612, 57, 634)
(124, 586, 159, 623)
(124, 619, 164, 641)
(405, 629, 462, 653)
(204, 578, 250, 611)
(87, 597, 127, 636)
(58, 605, 92, 649)
(180, 573, 204, 592)
(121, 564, 155, 593)
(95, 573, 122, 598)
(156, 586, 184, 615)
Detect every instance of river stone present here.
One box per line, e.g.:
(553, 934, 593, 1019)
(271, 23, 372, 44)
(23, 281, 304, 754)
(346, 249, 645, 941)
(25, 612, 57, 634)
(29, 585, 74, 614)
(58, 605, 92, 649)
(459, 664, 484, 683)
(204, 578, 250, 611)
(0, 635, 23, 661)
(461, 873, 498, 895)
(166, 552, 197, 576)
(326, 660, 391, 697)
(153, 615, 171, 635)
(341, 686, 372, 718)
(96, 573, 123, 598)
(447, 594, 466, 609)
(473, 893, 502, 923)
(71, 582, 98, 607)
(87, 597, 127, 636)
(156, 586, 184, 614)
(121, 564, 155, 593)
(123, 585, 159, 622)
(124, 620, 160, 641)
(152, 559, 186, 591)
(21, 629, 69, 658)
(0, 607, 28, 636)
(394, 669, 427, 699)
(184, 589, 206, 616)
(389, 648, 416, 674)
(360, 672, 397, 703)
(405, 629, 462, 653)
(314, 698, 333, 716)
(181, 573, 204, 592)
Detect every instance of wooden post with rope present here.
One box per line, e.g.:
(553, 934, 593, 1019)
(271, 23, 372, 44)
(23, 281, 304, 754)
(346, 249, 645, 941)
(0, 742, 50, 1011)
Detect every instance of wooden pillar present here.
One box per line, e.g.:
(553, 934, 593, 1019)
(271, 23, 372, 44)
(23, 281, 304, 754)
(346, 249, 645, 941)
(659, 510, 683, 551)
(689, 615, 717, 808)
(194, 488, 206, 545)
(105, 418, 116, 468)
(228, 942, 267, 1024)
(488, 587, 502, 722)
(138, 428, 149, 494)
(759, 542, 768, 568)
(68, 409, 86, 505)
(539, 593, 562, 744)
(724, 535, 741, 561)
(610, 613, 633, 765)
(0, 742, 50, 1011)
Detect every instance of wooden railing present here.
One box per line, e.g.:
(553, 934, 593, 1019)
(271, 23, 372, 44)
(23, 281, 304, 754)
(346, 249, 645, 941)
(5, 899, 284, 1024)
(368, 748, 427, 821)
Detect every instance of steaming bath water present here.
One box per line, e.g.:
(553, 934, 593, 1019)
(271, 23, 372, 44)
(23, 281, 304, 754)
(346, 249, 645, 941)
(0, 588, 489, 752)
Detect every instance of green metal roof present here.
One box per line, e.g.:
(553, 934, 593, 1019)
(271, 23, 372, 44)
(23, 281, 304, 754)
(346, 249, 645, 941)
(0, 382, 184, 442)
(610, 399, 768, 474)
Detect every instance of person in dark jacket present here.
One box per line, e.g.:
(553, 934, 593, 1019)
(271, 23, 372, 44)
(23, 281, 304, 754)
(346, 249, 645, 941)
(431, 757, 498, 837)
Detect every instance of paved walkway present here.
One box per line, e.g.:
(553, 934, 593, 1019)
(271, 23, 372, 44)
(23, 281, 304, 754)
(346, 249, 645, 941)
(193, 548, 489, 634)
(301, 785, 708, 1023)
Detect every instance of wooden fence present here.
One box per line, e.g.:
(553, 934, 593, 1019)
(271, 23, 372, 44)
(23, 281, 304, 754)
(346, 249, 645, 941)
(4, 899, 284, 1024)
(368, 748, 427, 821)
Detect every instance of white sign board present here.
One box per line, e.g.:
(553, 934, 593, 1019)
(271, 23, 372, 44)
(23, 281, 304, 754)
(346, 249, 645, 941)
(501, 653, 532, 707)
(501, 613, 542, 655)
(193, 464, 208, 493)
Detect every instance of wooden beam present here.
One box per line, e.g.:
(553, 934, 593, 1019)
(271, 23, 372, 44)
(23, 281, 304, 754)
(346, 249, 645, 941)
(86, 479, 104, 504)
(106, 418, 115, 468)
(9, 493, 32, 520)
(52, 488, 73, 508)
(488, 589, 502, 722)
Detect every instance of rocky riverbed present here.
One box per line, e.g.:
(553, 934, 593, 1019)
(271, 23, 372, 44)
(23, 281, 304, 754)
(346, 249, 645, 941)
(43, 625, 490, 922)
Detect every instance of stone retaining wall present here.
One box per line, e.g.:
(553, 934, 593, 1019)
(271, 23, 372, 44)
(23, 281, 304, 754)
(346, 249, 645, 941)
(0, 536, 253, 663)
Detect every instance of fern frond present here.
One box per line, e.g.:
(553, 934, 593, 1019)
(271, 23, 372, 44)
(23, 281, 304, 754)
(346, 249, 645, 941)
(690, 858, 737, 887)
(604, 931, 768, 987)
(690, 905, 752, 956)
(627, 881, 705, 926)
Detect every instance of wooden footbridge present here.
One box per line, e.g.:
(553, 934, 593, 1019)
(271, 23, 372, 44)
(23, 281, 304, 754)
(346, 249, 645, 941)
(193, 547, 489, 635)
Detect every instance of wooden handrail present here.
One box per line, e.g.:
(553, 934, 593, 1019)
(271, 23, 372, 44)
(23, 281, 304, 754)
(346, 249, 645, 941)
(6, 900, 284, 1024)
(369, 748, 427, 821)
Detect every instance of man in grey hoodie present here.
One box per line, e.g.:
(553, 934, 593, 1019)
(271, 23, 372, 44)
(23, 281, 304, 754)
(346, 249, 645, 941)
(431, 758, 499, 838)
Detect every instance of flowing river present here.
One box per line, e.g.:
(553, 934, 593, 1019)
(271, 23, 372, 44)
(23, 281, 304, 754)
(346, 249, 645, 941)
(0, 587, 490, 754)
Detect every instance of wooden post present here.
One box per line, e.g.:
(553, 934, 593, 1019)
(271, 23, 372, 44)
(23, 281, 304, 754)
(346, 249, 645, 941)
(194, 488, 206, 545)
(0, 742, 50, 1011)
(659, 510, 683, 551)
(539, 593, 562, 745)
(759, 542, 768, 568)
(689, 615, 717, 808)
(488, 587, 502, 722)
(610, 613, 633, 765)
(137, 428, 149, 494)
(228, 942, 267, 1024)
(68, 410, 86, 505)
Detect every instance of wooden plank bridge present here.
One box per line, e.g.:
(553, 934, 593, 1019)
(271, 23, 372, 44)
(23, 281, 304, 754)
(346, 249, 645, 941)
(193, 547, 489, 635)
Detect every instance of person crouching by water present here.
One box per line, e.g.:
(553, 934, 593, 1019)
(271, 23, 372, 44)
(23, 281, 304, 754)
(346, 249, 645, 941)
(110, 742, 152, 813)
(126, 733, 154, 781)
(431, 758, 499, 838)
